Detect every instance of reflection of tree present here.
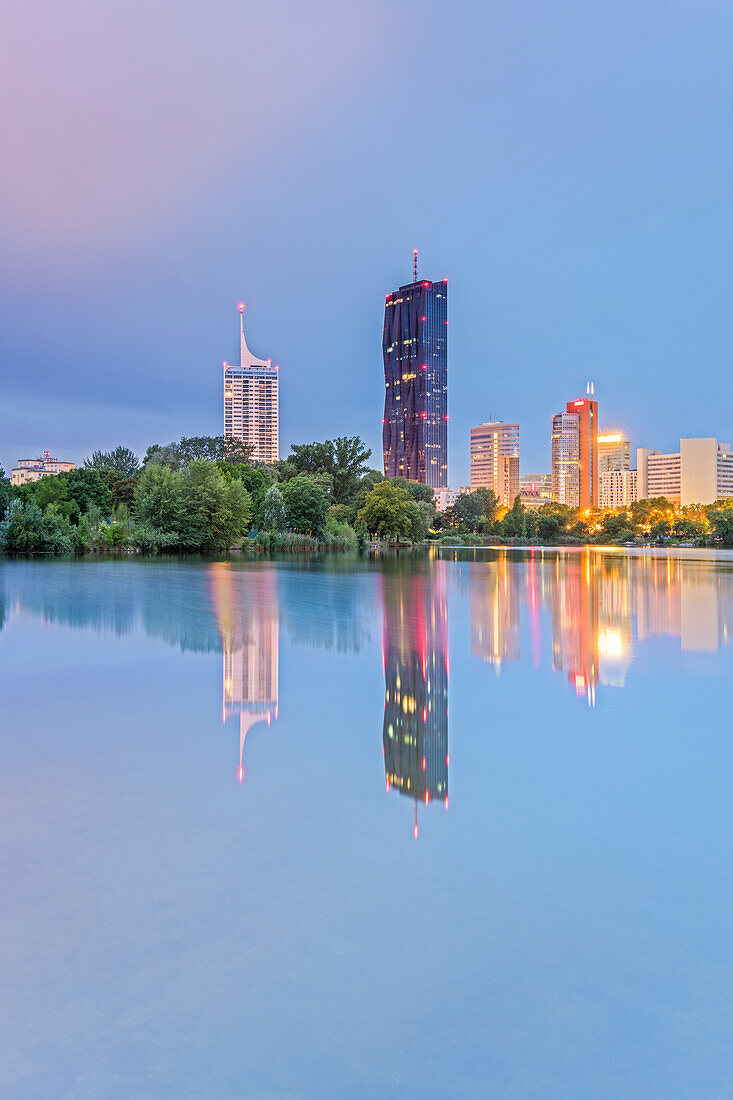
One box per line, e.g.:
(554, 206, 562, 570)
(380, 561, 449, 837)
(278, 564, 371, 653)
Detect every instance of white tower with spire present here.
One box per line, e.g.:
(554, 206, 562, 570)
(223, 304, 279, 462)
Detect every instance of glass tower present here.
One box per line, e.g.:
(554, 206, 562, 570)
(382, 278, 448, 487)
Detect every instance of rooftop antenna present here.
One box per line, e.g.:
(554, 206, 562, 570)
(413, 249, 418, 283)
(239, 302, 246, 367)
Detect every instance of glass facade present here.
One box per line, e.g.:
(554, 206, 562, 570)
(382, 279, 448, 487)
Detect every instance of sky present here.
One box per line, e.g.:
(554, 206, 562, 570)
(2, 0, 733, 485)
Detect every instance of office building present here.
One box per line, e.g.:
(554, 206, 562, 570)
(519, 472, 552, 509)
(637, 438, 733, 505)
(223, 305, 279, 463)
(11, 453, 75, 486)
(383, 265, 448, 487)
(600, 469, 638, 509)
(470, 421, 520, 506)
(598, 432, 631, 474)
(551, 394, 599, 508)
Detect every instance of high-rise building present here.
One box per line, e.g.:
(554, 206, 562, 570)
(551, 394, 598, 508)
(470, 421, 520, 506)
(223, 305, 279, 463)
(637, 438, 733, 505)
(598, 432, 631, 474)
(383, 266, 448, 487)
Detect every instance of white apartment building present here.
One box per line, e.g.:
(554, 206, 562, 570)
(11, 453, 75, 486)
(223, 306, 279, 463)
(434, 487, 460, 512)
(600, 469, 637, 509)
(637, 439, 733, 505)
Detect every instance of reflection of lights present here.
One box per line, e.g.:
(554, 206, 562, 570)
(238, 766, 244, 783)
(598, 629, 623, 657)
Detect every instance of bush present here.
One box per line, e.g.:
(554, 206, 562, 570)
(0, 499, 75, 555)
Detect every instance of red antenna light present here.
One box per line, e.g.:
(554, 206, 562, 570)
(238, 302, 245, 312)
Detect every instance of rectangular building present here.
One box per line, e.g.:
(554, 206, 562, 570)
(223, 305, 279, 463)
(600, 469, 637, 509)
(551, 397, 598, 508)
(383, 274, 448, 488)
(470, 421, 520, 506)
(519, 472, 552, 509)
(636, 440, 733, 506)
(598, 432, 631, 474)
(11, 453, 75, 486)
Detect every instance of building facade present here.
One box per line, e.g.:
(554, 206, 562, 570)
(470, 421, 520, 506)
(11, 453, 75, 486)
(600, 469, 638, 509)
(223, 305, 279, 463)
(519, 472, 552, 509)
(551, 397, 598, 508)
(598, 432, 631, 474)
(637, 439, 733, 505)
(383, 277, 448, 487)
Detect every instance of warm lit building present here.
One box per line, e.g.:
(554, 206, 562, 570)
(636, 439, 733, 505)
(551, 393, 598, 508)
(598, 432, 631, 474)
(519, 472, 552, 509)
(11, 453, 75, 486)
(600, 469, 637, 509)
(223, 305, 279, 462)
(383, 265, 448, 487)
(433, 487, 460, 512)
(470, 421, 520, 505)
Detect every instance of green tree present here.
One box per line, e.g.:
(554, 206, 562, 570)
(391, 477, 435, 505)
(144, 436, 252, 469)
(473, 487, 499, 524)
(356, 480, 417, 543)
(500, 495, 526, 538)
(262, 485, 287, 531)
(134, 464, 186, 538)
(0, 499, 74, 554)
(650, 519, 672, 542)
(181, 459, 252, 549)
(281, 476, 328, 536)
(59, 469, 112, 517)
(289, 436, 372, 505)
(708, 506, 733, 545)
(0, 467, 10, 522)
(84, 446, 139, 477)
(453, 492, 485, 532)
(537, 511, 562, 542)
(217, 462, 273, 526)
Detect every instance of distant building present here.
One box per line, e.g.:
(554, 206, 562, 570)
(11, 453, 75, 486)
(383, 267, 448, 488)
(600, 469, 638, 509)
(470, 421, 520, 505)
(519, 472, 552, 510)
(223, 305, 279, 463)
(598, 432, 631, 474)
(637, 438, 733, 505)
(434, 487, 460, 512)
(551, 394, 598, 508)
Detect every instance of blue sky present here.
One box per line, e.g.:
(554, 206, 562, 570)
(2, 0, 733, 484)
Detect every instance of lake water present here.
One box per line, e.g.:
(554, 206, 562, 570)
(1, 548, 732, 1098)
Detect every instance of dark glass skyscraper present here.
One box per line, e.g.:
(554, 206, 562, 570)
(382, 276, 448, 487)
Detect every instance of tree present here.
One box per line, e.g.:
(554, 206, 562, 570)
(262, 485, 287, 531)
(289, 436, 372, 505)
(181, 459, 252, 549)
(391, 477, 435, 505)
(217, 462, 273, 526)
(453, 492, 485, 533)
(281, 476, 328, 536)
(650, 519, 672, 542)
(708, 506, 733, 545)
(356, 480, 417, 543)
(84, 446, 139, 477)
(537, 512, 562, 542)
(144, 436, 252, 469)
(134, 464, 186, 539)
(500, 495, 526, 538)
(0, 498, 74, 554)
(473, 487, 499, 524)
(0, 467, 10, 522)
(60, 469, 112, 517)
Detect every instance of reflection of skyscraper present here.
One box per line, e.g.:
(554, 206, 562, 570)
(470, 554, 520, 668)
(551, 553, 599, 703)
(381, 564, 449, 836)
(209, 564, 279, 780)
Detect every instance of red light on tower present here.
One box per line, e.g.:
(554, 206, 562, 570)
(239, 302, 245, 312)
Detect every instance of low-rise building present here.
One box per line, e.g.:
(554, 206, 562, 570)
(11, 453, 75, 486)
(636, 438, 733, 505)
(433, 487, 460, 512)
(519, 472, 552, 510)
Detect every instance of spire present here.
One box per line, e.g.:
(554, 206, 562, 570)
(239, 303, 246, 368)
(413, 249, 418, 283)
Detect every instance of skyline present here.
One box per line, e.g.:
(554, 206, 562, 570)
(3, 2, 733, 482)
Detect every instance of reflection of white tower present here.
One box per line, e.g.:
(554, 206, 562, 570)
(210, 564, 279, 780)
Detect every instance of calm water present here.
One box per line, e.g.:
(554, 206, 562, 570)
(1, 548, 733, 1098)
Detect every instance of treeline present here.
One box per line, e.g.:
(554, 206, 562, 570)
(435, 491, 733, 546)
(0, 435, 434, 555)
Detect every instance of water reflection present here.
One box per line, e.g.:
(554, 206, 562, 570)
(380, 563, 449, 837)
